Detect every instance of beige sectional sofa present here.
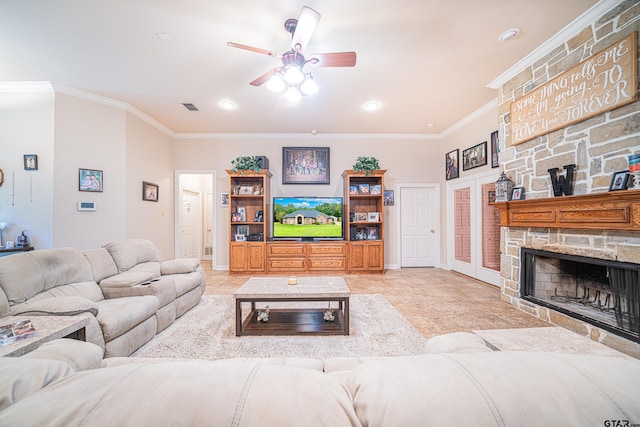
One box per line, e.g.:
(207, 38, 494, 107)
(0, 239, 205, 357)
(1, 335, 639, 426)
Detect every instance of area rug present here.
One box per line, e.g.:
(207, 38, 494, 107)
(133, 294, 428, 360)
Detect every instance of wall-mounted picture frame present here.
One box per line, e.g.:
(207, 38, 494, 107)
(220, 192, 229, 207)
(79, 168, 103, 192)
(490, 131, 499, 168)
(142, 181, 159, 202)
(384, 190, 394, 205)
(511, 186, 525, 200)
(609, 171, 629, 191)
(24, 154, 38, 171)
(462, 141, 488, 171)
(445, 149, 459, 180)
(282, 147, 330, 184)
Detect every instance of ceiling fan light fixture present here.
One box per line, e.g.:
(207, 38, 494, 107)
(284, 86, 302, 101)
(283, 64, 305, 85)
(300, 74, 318, 95)
(267, 73, 286, 92)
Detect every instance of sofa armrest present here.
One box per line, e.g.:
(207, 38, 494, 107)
(10, 297, 98, 317)
(23, 338, 103, 371)
(160, 258, 200, 275)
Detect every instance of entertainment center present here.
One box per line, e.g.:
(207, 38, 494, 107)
(227, 169, 386, 274)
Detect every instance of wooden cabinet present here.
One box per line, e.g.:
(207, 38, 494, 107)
(266, 242, 346, 274)
(342, 170, 386, 273)
(227, 170, 271, 274)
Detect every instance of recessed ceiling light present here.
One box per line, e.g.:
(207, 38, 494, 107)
(363, 101, 380, 111)
(155, 33, 171, 40)
(499, 28, 520, 42)
(219, 100, 236, 110)
(427, 123, 435, 128)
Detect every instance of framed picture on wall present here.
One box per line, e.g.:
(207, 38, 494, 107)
(24, 154, 38, 171)
(79, 168, 103, 192)
(384, 190, 394, 205)
(462, 141, 487, 171)
(142, 181, 159, 202)
(220, 192, 229, 207)
(282, 147, 330, 184)
(445, 149, 459, 180)
(490, 130, 499, 168)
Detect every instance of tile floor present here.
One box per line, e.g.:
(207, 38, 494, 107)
(203, 264, 550, 339)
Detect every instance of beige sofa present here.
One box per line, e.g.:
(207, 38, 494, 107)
(0, 240, 205, 357)
(1, 335, 639, 426)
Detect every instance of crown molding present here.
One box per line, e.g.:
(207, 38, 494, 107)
(439, 99, 498, 137)
(487, 0, 622, 89)
(174, 132, 438, 141)
(0, 81, 54, 92)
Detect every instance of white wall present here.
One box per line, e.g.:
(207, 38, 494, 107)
(0, 88, 55, 248)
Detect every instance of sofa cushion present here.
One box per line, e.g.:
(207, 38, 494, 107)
(24, 339, 103, 371)
(26, 281, 104, 303)
(96, 296, 159, 341)
(0, 248, 94, 304)
(103, 239, 162, 273)
(0, 357, 74, 411)
(160, 258, 200, 275)
(0, 361, 361, 427)
(127, 262, 161, 278)
(83, 248, 118, 282)
(423, 332, 493, 354)
(347, 352, 640, 427)
(167, 271, 203, 297)
(10, 296, 99, 317)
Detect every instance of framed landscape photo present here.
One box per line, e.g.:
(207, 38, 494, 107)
(142, 181, 159, 202)
(462, 141, 487, 171)
(609, 171, 629, 191)
(79, 168, 103, 192)
(490, 130, 499, 168)
(445, 149, 459, 180)
(282, 147, 330, 184)
(24, 154, 38, 171)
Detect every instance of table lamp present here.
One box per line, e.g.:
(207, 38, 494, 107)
(0, 222, 7, 248)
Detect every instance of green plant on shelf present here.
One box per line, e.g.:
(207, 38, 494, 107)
(352, 156, 380, 176)
(231, 156, 262, 174)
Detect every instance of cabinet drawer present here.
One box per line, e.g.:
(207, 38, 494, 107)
(267, 258, 306, 272)
(307, 257, 346, 271)
(267, 244, 305, 257)
(307, 244, 346, 257)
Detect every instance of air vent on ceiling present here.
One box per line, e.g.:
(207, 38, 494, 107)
(182, 103, 199, 111)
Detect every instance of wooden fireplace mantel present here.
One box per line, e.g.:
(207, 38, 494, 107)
(493, 189, 640, 231)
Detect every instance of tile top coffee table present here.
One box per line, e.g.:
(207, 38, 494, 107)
(234, 276, 350, 336)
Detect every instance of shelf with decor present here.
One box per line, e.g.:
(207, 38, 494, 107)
(227, 169, 271, 274)
(342, 169, 386, 273)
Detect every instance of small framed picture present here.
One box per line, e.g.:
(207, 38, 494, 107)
(231, 212, 243, 222)
(237, 207, 246, 222)
(370, 185, 382, 195)
(355, 212, 367, 222)
(462, 141, 488, 171)
(366, 227, 379, 240)
(349, 185, 359, 195)
(511, 187, 525, 200)
(359, 183, 370, 195)
(384, 190, 394, 206)
(355, 228, 366, 240)
(237, 225, 250, 236)
(220, 192, 229, 207)
(239, 185, 253, 195)
(142, 181, 159, 202)
(79, 168, 103, 192)
(490, 130, 499, 168)
(24, 154, 38, 171)
(367, 212, 380, 222)
(609, 171, 629, 191)
(254, 210, 264, 222)
(445, 149, 459, 180)
(235, 234, 246, 242)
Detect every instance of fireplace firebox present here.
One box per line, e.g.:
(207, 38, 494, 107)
(521, 248, 640, 343)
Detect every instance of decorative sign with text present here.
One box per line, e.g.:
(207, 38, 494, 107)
(510, 32, 637, 146)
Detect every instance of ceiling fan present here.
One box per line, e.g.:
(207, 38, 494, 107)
(227, 6, 357, 100)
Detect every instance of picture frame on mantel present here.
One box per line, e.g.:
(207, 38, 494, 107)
(609, 171, 629, 191)
(462, 141, 487, 171)
(282, 147, 330, 184)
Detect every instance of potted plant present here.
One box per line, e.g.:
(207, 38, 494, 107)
(352, 156, 380, 176)
(230, 156, 262, 174)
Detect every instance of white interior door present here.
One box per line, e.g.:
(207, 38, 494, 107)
(399, 185, 440, 267)
(180, 188, 200, 259)
(203, 192, 213, 260)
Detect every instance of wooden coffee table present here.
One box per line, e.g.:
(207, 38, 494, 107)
(0, 315, 89, 357)
(234, 276, 350, 336)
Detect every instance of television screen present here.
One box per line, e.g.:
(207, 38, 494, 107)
(273, 197, 343, 240)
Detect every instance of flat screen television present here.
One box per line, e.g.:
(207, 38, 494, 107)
(273, 196, 344, 240)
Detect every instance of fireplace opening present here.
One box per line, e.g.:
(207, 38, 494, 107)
(521, 248, 640, 342)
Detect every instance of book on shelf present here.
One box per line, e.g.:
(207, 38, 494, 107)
(0, 319, 37, 346)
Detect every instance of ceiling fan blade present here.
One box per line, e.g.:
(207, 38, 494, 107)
(227, 42, 278, 57)
(249, 67, 279, 86)
(291, 6, 320, 52)
(309, 52, 357, 67)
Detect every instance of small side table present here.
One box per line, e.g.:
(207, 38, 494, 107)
(0, 245, 34, 257)
(0, 315, 89, 357)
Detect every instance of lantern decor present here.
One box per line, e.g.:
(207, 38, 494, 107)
(495, 172, 514, 202)
(629, 154, 640, 190)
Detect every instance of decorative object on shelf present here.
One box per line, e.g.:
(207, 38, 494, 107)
(142, 181, 159, 202)
(609, 170, 630, 191)
(324, 303, 335, 322)
(253, 185, 263, 195)
(0, 222, 7, 247)
(511, 187, 525, 200)
(358, 183, 370, 194)
(495, 172, 514, 202)
(220, 192, 229, 207)
(255, 156, 269, 171)
(79, 168, 103, 192)
(235, 234, 246, 241)
(256, 305, 270, 322)
(629, 154, 640, 189)
(239, 185, 254, 195)
(445, 149, 459, 180)
(23, 154, 38, 171)
(548, 164, 575, 196)
(237, 225, 250, 236)
(230, 156, 262, 174)
(288, 276, 297, 285)
(282, 147, 330, 184)
(16, 231, 28, 248)
(490, 131, 499, 168)
(237, 207, 246, 222)
(367, 212, 380, 222)
(254, 210, 264, 222)
(384, 190, 394, 205)
(462, 141, 487, 171)
(366, 227, 378, 240)
(352, 156, 380, 176)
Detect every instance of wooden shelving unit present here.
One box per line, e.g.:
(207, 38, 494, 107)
(342, 169, 386, 273)
(227, 169, 271, 274)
